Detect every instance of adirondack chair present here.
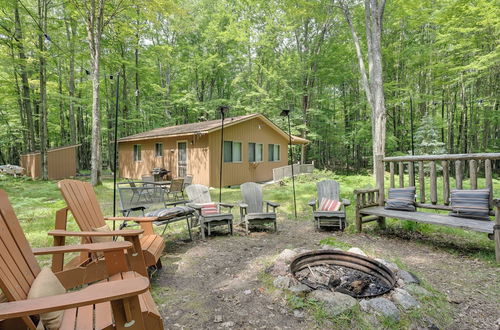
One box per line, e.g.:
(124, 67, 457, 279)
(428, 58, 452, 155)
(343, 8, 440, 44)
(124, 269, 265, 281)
(0, 189, 163, 329)
(185, 184, 234, 239)
(308, 180, 350, 230)
(56, 179, 165, 275)
(239, 182, 280, 234)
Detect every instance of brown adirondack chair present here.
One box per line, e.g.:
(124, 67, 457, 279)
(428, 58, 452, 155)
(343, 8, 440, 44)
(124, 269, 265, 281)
(56, 179, 165, 274)
(0, 189, 164, 329)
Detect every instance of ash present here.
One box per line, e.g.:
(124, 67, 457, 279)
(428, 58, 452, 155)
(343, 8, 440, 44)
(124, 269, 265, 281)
(295, 264, 391, 298)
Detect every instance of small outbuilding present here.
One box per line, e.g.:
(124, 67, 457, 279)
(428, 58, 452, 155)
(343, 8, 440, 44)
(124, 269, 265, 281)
(118, 113, 308, 187)
(20, 145, 79, 180)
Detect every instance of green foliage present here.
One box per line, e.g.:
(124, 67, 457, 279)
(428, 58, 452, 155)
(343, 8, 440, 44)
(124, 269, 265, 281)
(414, 112, 446, 155)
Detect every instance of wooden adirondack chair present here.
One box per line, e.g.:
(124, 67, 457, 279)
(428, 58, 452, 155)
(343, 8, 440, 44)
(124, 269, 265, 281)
(185, 184, 234, 239)
(239, 182, 279, 234)
(308, 180, 350, 230)
(0, 189, 164, 329)
(56, 179, 165, 275)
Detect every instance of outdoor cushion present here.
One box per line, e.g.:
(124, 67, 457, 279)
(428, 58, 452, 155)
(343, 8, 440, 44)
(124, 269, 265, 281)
(146, 206, 195, 220)
(319, 198, 341, 211)
(28, 267, 66, 330)
(385, 187, 416, 212)
(91, 224, 113, 243)
(201, 203, 218, 216)
(449, 189, 490, 220)
(246, 213, 277, 221)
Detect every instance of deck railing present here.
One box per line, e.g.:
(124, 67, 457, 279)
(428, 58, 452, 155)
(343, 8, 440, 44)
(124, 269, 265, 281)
(272, 163, 314, 181)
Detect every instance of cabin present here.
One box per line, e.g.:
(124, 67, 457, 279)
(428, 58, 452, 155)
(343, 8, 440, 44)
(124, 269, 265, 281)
(118, 113, 309, 187)
(20, 145, 79, 180)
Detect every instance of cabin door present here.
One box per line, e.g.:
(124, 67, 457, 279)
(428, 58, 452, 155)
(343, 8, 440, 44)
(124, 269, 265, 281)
(177, 141, 187, 178)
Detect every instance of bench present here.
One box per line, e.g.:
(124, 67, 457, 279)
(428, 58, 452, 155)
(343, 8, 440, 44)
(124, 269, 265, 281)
(354, 153, 500, 263)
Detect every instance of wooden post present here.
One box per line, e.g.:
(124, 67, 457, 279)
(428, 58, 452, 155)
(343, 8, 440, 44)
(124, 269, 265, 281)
(430, 161, 437, 205)
(442, 161, 450, 205)
(419, 161, 425, 203)
(389, 162, 395, 188)
(376, 154, 385, 229)
(408, 162, 415, 187)
(355, 193, 362, 232)
(398, 161, 404, 188)
(469, 159, 477, 189)
(455, 160, 463, 189)
(494, 199, 500, 263)
(485, 159, 493, 208)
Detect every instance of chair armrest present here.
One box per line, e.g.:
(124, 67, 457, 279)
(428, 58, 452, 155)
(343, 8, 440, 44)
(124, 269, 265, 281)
(186, 203, 202, 210)
(265, 201, 280, 207)
(123, 206, 146, 212)
(308, 198, 317, 207)
(33, 241, 132, 255)
(164, 200, 189, 207)
(48, 229, 144, 237)
(0, 277, 149, 319)
(219, 203, 235, 209)
(238, 202, 248, 209)
(342, 198, 351, 207)
(105, 216, 158, 222)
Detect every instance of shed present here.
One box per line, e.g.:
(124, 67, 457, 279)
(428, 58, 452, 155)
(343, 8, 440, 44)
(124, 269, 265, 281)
(118, 114, 309, 187)
(20, 145, 79, 180)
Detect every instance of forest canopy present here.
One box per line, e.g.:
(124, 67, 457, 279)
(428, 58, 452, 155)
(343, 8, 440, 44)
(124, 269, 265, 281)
(0, 0, 498, 176)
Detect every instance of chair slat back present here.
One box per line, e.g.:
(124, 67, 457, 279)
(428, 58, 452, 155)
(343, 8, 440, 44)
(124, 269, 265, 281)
(0, 190, 40, 302)
(317, 180, 340, 202)
(185, 184, 212, 204)
(169, 178, 184, 194)
(58, 179, 106, 231)
(241, 182, 263, 213)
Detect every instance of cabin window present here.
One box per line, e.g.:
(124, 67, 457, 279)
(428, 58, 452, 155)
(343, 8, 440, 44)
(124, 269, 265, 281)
(224, 141, 242, 163)
(268, 144, 281, 161)
(249, 142, 263, 162)
(155, 143, 163, 157)
(133, 144, 142, 161)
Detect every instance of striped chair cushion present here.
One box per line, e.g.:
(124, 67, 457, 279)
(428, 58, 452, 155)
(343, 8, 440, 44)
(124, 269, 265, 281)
(385, 187, 416, 212)
(449, 189, 490, 220)
(201, 203, 219, 216)
(319, 198, 341, 211)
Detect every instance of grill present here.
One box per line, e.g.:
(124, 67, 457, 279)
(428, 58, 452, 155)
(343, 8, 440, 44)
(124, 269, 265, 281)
(151, 168, 170, 181)
(290, 249, 396, 298)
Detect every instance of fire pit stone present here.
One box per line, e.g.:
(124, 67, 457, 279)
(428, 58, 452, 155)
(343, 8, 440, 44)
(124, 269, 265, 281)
(347, 247, 367, 256)
(360, 297, 400, 321)
(309, 290, 358, 316)
(391, 288, 420, 310)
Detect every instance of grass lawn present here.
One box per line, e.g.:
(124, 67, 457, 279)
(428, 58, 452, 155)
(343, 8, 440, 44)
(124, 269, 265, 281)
(0, 169, 498, 265)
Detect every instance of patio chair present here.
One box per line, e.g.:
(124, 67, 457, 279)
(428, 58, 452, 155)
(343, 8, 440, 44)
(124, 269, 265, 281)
(185, 184, 234, 239)
(239, 182, 280, 234)
(165, 178, 184, 200)
(117, 182, 195, 240)
(0, 189, 163, 329)
(182, 175, 193, 196)
(56, 179, 165, 275)
(127, 178, 154, 203)
(308, 179, 350, 230)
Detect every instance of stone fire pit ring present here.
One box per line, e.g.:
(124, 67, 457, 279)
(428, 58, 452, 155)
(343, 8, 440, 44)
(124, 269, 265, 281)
(290, 249, 396, 298)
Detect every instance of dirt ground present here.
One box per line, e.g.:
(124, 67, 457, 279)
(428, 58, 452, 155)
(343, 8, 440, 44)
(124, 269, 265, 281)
(154, 219, 500, 329)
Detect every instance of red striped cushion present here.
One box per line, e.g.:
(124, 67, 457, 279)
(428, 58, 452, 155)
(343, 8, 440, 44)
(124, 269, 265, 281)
(319, 198, 341, 211)
(201, 203, 218, 215)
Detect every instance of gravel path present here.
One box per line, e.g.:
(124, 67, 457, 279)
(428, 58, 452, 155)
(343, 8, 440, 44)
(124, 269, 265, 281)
(154, 219, 500, 329)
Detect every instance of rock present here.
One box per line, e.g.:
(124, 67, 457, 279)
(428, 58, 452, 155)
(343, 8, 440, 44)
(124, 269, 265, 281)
(221, 321, 235, 328)
(398, 270, 420, 284)
(214, 315, 223, 323)
(273, 276, 291, 289)
(289, 284, 312, 297)
(308, 290, 358, 316)
(277, 249, 298, 263)
(243, 289, 252, 295)
(397, 279, 405, 287)
(391, 288, 420, 310)
(374, 258, 399, 273)
(269, 261, 289, 277)
(293, 310, 305, 318)
(405, 284, 433, 297)
(347, 247, 367, 256)
(293, 248, 311, 254)
(360, 297, 400, 322)
(321, 245, 344, 251)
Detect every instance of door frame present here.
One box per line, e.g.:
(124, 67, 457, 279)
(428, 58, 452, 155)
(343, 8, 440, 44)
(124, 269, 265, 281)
(177, 140, 188, 178)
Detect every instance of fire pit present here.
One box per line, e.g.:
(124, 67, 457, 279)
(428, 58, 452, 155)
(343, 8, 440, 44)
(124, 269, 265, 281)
(290, 249, 396, 298)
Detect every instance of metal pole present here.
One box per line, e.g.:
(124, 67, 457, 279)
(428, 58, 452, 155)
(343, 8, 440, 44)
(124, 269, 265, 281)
(410, 97, 414, 156)
(219, 113, 224, 203)
(113, 73, 120, 228)
(287, 114, 297, 219)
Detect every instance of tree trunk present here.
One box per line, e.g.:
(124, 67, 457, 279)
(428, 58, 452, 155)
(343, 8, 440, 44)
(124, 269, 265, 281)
(64, 5, 77, 146)
(38, 0, 48, 180)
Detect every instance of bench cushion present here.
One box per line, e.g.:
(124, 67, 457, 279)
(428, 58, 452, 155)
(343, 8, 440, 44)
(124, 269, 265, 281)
(146, 206, 194, 221)
(385, 187, 416, 212)
(450, 189, 490, 220)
